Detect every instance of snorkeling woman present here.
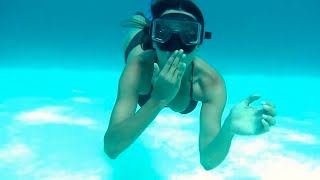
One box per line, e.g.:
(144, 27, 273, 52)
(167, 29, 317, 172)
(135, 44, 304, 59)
(104, 0, 277, 170)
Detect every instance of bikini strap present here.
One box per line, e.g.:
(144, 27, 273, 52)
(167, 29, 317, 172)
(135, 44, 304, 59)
(190, 61, 194, 100)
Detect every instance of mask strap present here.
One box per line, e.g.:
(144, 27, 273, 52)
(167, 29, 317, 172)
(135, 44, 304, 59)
(204, 32, 212, 39)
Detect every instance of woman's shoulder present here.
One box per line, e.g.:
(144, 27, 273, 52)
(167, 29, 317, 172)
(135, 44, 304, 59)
(124, 50, 156, 93)
(138, 50, 157, 64)
(194, 57, 224, 83)
(193, 57, 225, 101)
(127, 50, 156, 65)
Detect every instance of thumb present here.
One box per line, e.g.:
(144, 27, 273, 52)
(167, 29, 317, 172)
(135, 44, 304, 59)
(241, 94, 261, 106)
(151, 63, 160, 84)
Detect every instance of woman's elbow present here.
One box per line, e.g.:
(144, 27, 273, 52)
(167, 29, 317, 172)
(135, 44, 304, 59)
(104, 143, 119, 159)
(103, 132, 120, 159)
(200, 156, 218, 171)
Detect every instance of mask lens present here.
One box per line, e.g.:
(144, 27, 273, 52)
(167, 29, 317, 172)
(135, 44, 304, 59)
(180, 23, 201, 45)
(152, 19, 201, 45)
(152, 19, 172, 43)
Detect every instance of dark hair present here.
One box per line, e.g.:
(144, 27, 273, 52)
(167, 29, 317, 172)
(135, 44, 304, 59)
(151, 0, 205, 43)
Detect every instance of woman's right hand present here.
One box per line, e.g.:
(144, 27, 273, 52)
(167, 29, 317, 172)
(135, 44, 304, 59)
(150, 49, 187, 105)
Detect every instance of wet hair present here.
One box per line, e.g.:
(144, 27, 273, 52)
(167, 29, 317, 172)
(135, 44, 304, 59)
(151, 0, 205, 43)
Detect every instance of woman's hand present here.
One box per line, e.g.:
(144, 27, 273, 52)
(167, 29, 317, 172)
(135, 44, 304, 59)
(150, 49, 187, 105)
(226, 95, 277, 136)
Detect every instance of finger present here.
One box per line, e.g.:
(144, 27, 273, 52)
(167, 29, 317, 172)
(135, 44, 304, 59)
(254, 106, 265, 116)
(172, 53, 186, 78)
(262, 104, 277, 117)
(151, 63, 160, 84)
(168, 49, 184, 76)
(262, 101, 276, 109)
(261, 119, 270, 133)
(162, 50, 179, 73)
(241, 94, 261, 106)
(173, 55, 187, 82)
(262, 114, 276, 126)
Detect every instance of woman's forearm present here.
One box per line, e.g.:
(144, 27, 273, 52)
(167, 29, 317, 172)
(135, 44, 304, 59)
(104, 98, 165, 159)
(200, 117, 235, 170)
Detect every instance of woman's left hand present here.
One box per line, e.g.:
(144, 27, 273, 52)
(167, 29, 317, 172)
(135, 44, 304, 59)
(226, 95, 277, 136)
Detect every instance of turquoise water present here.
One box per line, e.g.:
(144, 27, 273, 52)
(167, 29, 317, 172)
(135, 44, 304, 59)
(1, 0, 320, 179)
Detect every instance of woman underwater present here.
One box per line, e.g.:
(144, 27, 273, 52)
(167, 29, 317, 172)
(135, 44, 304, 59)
(104, 0, 277, 170)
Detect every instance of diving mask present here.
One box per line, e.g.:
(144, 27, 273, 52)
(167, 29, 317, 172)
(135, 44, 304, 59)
(152, 19, 202, 46)
(151, 13, 211, 53)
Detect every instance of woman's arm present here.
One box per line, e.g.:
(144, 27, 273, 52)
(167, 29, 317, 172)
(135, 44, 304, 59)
(198, 72, 234, 170)
(104, 57, 165, 159)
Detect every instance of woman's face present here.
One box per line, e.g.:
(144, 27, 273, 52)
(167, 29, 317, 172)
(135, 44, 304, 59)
(153, 10, 200, 68)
